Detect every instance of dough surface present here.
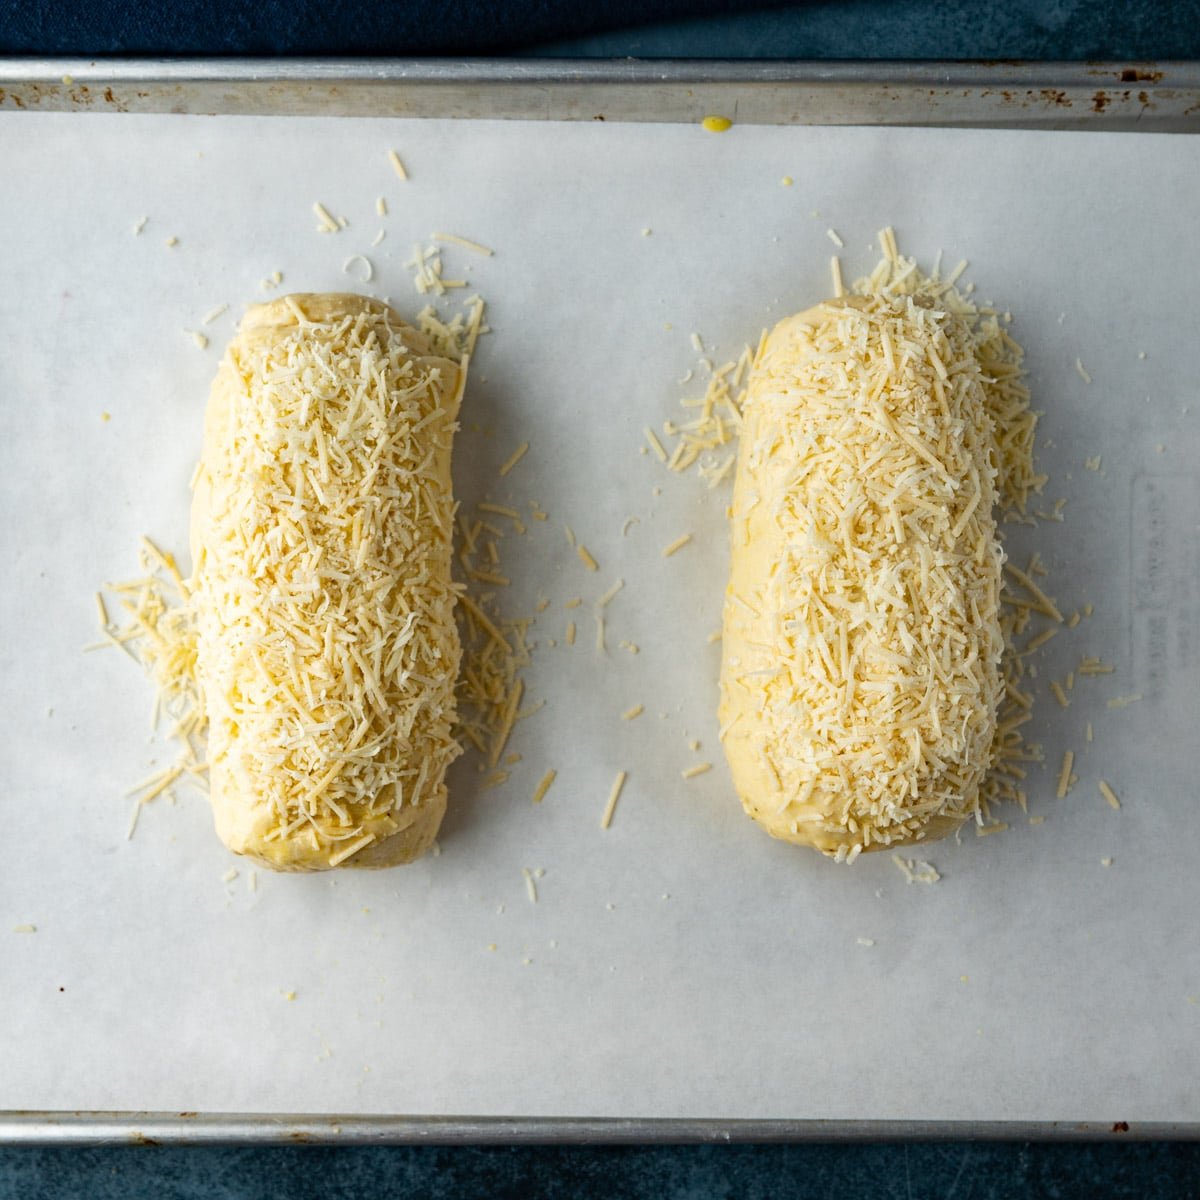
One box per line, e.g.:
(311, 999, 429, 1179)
(191, 294, 462, 870)
(719, 296, 1004, 858)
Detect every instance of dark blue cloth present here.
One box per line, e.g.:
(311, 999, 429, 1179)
(3, 0, 1200, 58)
(4, 1141, 1200, 1198)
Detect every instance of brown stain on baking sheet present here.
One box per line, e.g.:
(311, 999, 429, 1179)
(1120, 68, 1163, 83)
(1040, 89, 1072, 108)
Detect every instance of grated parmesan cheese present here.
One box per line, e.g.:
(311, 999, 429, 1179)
(1056, 750, 1075, 799)
(187, 295, 465, 869)
(892, 856, 941, 885)
(313, 202, 340, 233)
(721, 285, 1005, 856)
(432, 232, 493, 257)
(532, 770, 557, 804)
(1099, 780, 1122, 809)
(498, 442, 529, 477)
(601, 771, 627, 829)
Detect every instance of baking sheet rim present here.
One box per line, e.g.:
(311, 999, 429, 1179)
(0, 58, 1198, 129)
(3, 1112, 1197, 1145)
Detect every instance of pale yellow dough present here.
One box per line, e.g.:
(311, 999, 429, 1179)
(719, 297, 1003, 858)
(191, 294, 463, 871)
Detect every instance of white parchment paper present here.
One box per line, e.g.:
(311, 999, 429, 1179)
(0, 114, 1197, 1122)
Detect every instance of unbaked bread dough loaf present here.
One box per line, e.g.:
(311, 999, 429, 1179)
(718, 294, 1004, 859)
(191, 294, 463, 870)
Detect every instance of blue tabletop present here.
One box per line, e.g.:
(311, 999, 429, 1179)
(2, 3, 1199, 1196)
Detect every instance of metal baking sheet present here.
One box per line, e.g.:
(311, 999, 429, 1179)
(1, 83, 1198, 1143)
(0, 59, 1199, 130)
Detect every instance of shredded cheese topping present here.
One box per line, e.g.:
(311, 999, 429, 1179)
(721, 287, 1005, 853)
(191, 296, 463, 863)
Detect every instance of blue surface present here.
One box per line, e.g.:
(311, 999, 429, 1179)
(2, 0, 1199, 57)
(534, 0, 1200, 60)
(3, 1142, 1200, 1198)
(2, 2, 1198, 1196)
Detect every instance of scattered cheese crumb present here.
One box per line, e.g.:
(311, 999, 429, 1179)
(1029, 815, 1046, 825)
(621, 704, 644, 721)
(576, 544, 599, 572)
(532, 769, 557, 804)
(165, 236, 178, 247)
(701, 115, 732, 132)
(388, 149, 408, 180)
(376, 196, 387, 216)
(831, 256, 844, 298)
(12, 924, 36, 934)
(826, 228, 844, 248)
(1075, 358, 1092, 384)
(498, 442, 529, 477)
(975, 822, 1009, 837)
(565, 621, 576, 645)
(248, 870, 258, 893)
(1084, 456, 1102, 471)
(1106, 694, 1143, 710)
(100, 411, 111, 422)
(1099, 780, 1122, 810)
(601, 770, 627, 829)
(596, 579, 624, 608)
(644, 427, 668, 462)
(186, 331, 208, 350)
(662, 533, 693, 557)
(781, 176, 793, 186)
(892, 856, 941, 884)
(681, 762, 712, 780)
(433, 232, 493, 257)
(618, 641, 639, 655)
(313, 202, 340, 233)
(1056, 750, 1075, 799)
(283, 991, 297, 1002)
(522, 868, 538, 904)
(342, 254, 374, 283)
(201, 304, 228, 325)
(1101, 857, 1114, 867)
(856, 937, 875, 947)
